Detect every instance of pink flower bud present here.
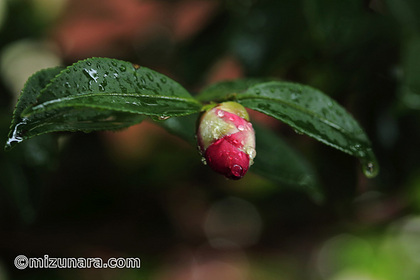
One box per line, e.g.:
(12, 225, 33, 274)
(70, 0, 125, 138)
(197, 101, 256, 180)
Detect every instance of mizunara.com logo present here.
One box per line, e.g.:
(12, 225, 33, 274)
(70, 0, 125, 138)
(14, 255, 141, 269)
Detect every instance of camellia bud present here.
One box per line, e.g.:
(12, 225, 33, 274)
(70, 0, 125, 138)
(197, 101, 256, 180)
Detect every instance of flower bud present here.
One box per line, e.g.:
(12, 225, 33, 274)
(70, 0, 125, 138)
(197, 101, 256, 180)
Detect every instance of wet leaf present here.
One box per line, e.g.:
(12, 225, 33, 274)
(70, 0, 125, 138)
(196, 78, 270, 103)
(236, 81, 379, 177)
(6, 58, 202, 149)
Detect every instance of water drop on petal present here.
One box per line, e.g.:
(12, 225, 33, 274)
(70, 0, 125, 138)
(231, 164, 243, 178)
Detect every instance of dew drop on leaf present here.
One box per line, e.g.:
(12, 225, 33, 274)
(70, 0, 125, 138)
(146, 73, 154, 81)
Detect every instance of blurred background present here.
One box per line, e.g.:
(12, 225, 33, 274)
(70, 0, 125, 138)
(1, 0, 420, 279)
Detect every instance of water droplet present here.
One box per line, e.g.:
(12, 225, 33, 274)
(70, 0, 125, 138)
(158, 115, 171, 121)
(294, 129, 303, 135)
(361, 160, 378, 178)
(255, 89, 261, 95)
(291, 93, 299, 100)
(66, 69, 71, 74)
(119, 65, 126, 72)
(5, 118, 27, 150)
(245, 146, 256, 160)
(146, 73, 154, 81)
(201, 157, 207, 165)
(111, 61, 117, 67)
(360, 149, 379, 178)
(65, 82, 71, 88)
(217, 110, 225, 117)
(231, 164, 243, 178)
(237, 125, 245, 131)
(86, 61, 92, 66)
(160, 77, 167, 84)
(83, 68, 99, 82)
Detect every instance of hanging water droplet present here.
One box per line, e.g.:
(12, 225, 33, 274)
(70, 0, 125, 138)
(5, 118, 27, 150)
(231, 164, 243, 178)
(360, 149, 379, 178)
(361, 160, 378, 178)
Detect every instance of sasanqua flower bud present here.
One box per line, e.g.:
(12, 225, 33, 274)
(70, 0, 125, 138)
(197, 101, 256, 180)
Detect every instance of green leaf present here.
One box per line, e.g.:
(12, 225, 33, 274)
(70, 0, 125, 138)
(236, 81, 379, 178)
(158, 113, 199, 146)
(252, 124, 323, 203)
(6, 67, 63, 149)
(9, 67, 64, 132)
(6, 58, 202, 149)
(196, 78, 271, 103)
